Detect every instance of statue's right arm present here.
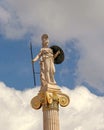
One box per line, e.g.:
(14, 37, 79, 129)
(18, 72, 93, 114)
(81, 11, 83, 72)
(32, 52, 41, 63)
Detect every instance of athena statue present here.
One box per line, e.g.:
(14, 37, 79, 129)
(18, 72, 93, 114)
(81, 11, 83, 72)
(32, 34, 60, 87)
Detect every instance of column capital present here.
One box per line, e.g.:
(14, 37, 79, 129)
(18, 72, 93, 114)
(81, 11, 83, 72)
(31, 89, 70, 110)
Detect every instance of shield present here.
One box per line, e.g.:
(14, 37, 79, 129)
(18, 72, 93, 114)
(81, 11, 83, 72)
(50, 45, 65, 64)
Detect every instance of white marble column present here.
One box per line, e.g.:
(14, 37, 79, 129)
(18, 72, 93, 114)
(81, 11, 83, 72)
(43, 100, 60, 130)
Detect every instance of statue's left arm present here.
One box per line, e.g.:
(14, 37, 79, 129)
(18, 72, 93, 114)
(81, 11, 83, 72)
(54, 50, 60, 59)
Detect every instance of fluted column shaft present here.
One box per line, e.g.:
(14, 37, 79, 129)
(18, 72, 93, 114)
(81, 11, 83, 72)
(43, 100, 60, 130)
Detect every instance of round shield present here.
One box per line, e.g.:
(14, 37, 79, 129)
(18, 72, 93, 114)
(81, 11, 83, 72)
(50, 45, 65, 64)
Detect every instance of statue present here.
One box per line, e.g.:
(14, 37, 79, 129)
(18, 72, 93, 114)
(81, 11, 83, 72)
(32, 34, 60, 87)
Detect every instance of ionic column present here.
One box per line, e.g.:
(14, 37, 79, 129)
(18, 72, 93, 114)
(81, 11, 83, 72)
(31, 90, 70, 130)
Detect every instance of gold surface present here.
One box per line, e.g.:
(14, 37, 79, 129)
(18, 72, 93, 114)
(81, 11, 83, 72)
(43, 99, 59, 111)
(46, 91, 53, 104)
(31, 96, 41, 109)
(59, 94, 70, 107)
(31, 88, 70, 110)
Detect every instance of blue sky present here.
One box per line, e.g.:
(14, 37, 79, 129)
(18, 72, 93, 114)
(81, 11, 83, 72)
(0, 0, 104, 96)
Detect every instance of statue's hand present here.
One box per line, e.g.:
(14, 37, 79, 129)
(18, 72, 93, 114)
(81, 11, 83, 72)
(32, 60, 34, 63)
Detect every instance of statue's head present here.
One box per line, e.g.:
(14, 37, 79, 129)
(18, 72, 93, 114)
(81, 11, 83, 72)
(41, 34, 49, 47)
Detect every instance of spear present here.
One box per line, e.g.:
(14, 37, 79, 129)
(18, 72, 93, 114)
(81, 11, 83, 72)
(30, 42, 36, 87)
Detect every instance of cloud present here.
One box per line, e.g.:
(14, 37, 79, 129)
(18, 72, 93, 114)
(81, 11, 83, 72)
(0, 0, 104, 41)
(0, 0, 104, 91)
(0, 82, 42, 130)
(76, 39, 104, 92)
(0, 6, 10, 24)
(60, 86, 104, 130)
(0, 82, 104, 130)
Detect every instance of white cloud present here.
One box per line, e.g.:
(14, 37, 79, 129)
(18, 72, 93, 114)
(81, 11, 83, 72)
(76, 38, 104, 92)
(0, 7, 10, 24)
(0, 0, 104, 91)
(1, 0, 104, 41)
(0, 82, 42, 130)
(0, 82, 104, 130)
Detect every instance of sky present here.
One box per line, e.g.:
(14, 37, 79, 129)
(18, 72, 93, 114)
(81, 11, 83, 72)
(0, 0, 104, 130)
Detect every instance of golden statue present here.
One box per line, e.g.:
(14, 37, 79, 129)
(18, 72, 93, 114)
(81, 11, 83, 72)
(32, 34, 60, 87)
